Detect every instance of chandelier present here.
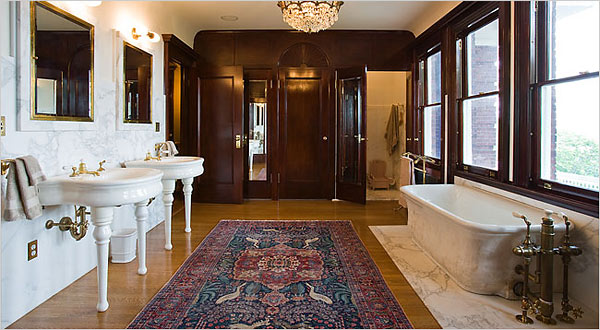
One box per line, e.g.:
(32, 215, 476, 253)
(277, 1, 344, 33)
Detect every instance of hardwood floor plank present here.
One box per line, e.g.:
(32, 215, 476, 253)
(8, 200, 440, 329)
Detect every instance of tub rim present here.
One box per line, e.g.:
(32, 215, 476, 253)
(400, 184, 568, 234)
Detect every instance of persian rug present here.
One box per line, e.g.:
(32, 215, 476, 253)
(128, 220, 413, 329)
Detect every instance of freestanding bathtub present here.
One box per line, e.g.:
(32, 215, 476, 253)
(400, 184, 566, 299)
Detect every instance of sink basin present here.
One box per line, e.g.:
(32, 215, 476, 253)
(38, 168, 164, 207)
(124, 156, 204, 180)
(125, 156, 205, 248)
(37, 167, 164, 312)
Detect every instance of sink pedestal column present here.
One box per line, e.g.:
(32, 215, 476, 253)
(134, 200, 149, 275)
(91, 206, 114, 312)
(162, 180, 175, 250)
(182, 177, 194, 233)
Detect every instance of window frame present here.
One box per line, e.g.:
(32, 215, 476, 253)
(529, 1, 600, 203)
(417, 45, 443, 163)
(454, 8, 507, 180)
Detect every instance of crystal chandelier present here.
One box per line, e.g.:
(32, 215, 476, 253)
(277, 1, 344, 33)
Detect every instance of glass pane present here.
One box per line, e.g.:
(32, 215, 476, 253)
(462, 95, 499, 170)
(467, 19, 499, 96)
(424, 105, 442, 159)
(540, 77, 599, 191)
(427, 51, 442, 104)
(339, 77, 361, 184)
(548, 1, 599, 80)
(248, 80, 267, 181)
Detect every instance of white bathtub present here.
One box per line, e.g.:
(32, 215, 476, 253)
(400, 184, 566, 299)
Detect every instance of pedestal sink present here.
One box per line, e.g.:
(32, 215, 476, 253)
(125, 156, 204, 250)
(37, 168, 163, 312)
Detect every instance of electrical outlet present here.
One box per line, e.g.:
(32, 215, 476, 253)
(155, 122, 160, 132)
(28, 240, 38, 261)
(1, 116, 5, 136)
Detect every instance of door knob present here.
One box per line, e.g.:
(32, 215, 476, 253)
(235, 135, 241, 149)
(322, 136, 328, 141)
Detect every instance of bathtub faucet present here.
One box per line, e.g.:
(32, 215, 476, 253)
(512, 212, 535, 324)
(512, 209, 583, 325)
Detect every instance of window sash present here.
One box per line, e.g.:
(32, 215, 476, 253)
(530, 1, 600, 200)
(457, 14, 502, 175)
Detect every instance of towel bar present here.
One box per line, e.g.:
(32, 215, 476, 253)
(1, 158, 15, 175)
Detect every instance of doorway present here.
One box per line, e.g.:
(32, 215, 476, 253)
(365, 71, 410, 201)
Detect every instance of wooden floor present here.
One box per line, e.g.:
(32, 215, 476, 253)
(9, 200, 440, 329)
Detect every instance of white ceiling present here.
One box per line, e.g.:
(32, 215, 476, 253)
(159, 1, 459, 33)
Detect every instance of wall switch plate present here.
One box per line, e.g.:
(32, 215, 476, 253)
(28, 240, 38, 261)
(1, 116, 5, 136)
(155, 122, 160, 132)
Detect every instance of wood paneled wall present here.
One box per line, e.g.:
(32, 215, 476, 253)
(193, 30, 415, 70)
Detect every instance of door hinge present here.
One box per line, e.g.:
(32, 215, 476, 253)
(277, 173, 281, 184)
(270, 80, 273, 89)
(278, 80, 281, 89)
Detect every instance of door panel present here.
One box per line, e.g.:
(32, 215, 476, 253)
(279, 68, 332, 199)
(195, 66, 244, 203)
(336, 66, 367, 204)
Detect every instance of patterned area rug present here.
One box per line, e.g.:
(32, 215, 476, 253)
(128, 220, 413, 329)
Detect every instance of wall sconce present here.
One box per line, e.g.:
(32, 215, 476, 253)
(131, 27, 160, 43)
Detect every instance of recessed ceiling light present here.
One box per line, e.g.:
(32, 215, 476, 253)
(220, 15, 239, 22)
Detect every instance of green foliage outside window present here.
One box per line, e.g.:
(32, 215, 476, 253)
(556, 130, 600, 177)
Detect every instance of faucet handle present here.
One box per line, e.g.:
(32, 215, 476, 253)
(97, 160, 107, 172)
(512, 212, 531, 226)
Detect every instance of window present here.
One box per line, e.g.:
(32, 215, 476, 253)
(457, 16, 501, 173)
(419, 49, 442, 159)
(535, 1, 599, 193)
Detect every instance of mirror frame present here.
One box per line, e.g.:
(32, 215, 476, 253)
(30, 1, 94, 122)
(123, 41, 153, 124)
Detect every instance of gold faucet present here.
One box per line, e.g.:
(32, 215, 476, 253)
(70, 160, 100, 177)
(97, 160, 107, 172)
(144, 151, 162, 161)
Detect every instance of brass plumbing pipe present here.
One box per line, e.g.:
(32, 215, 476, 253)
(512, 211, 535, 324)
(536, 209, 557, 325)
(45, 206, 89, 241)
(554, 212, 583, 323)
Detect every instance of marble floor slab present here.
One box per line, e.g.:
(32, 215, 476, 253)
(367, 188, 401, 201)
(370, 225, 599, 329)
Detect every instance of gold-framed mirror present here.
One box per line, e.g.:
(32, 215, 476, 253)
(123, 42, 152, 123)
(30, 2, 94, 121)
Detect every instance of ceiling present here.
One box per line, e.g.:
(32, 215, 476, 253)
(161, 1, 459, 34)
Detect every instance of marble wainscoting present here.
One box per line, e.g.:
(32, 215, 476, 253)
(371, 225, 599, 329)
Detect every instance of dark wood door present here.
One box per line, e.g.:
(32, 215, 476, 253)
(195, 66, 244, 203)
(336, 66, 367, 204)
(278, 68, 333, 199)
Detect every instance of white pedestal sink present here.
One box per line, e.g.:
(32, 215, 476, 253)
(37, 168, 163, 312)
(125, 156, 204, 250)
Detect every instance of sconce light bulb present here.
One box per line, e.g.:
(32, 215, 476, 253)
(131, 27, 141, 40)
(147, 31, 161, 43)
